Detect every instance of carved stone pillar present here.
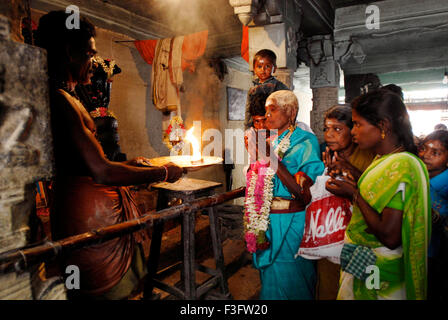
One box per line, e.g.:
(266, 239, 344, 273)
(230, 0, 301, 74)
(228, 0, 260, 26)
(308, 35, 340, 144)
(0, 15, 66, 300)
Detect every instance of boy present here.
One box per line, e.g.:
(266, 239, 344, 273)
(244, 49, 289, 130)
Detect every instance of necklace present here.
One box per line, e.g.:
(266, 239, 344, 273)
(375, 145, 405, 161)
(243, 125, 295, 253)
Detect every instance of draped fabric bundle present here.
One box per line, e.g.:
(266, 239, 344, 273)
(134, 30, 208, 113)
(134, 30, 208, 150)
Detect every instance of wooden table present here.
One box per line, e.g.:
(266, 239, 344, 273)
(144, 178, 230, 300)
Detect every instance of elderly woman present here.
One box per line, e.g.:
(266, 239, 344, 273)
(35, 11, 183, 299)
(244, 90, 324, 299)
(326, 89, 431, 300)
(323, 105, 375, 181)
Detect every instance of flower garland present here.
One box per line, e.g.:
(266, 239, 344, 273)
(89, 107, 117, 119)
(243, 126, 295, 253)
(92, 56, 117, 80)
(163, 115, 185, 150)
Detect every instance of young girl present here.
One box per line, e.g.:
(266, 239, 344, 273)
(419, 129, 448, 300)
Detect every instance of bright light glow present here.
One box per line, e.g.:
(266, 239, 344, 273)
(185, 127, 201, 161)
(408, 109, 448, 137)
(405, 88, 448, 102)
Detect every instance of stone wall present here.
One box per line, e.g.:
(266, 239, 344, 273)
(0, 14, 65, 300)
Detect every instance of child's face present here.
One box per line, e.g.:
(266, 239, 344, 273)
(254, 57, 275, 83)
(419, 139, 448, 177)
(252, 115, 266, 130)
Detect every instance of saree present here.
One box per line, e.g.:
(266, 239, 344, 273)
(51, 176, 148, 297)
(252, 127, 324, 300)
(337, 152, 431, 300)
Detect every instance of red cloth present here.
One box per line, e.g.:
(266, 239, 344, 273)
(52, 177, 147, 296)
(182, 30, 208, 72)
(241, 25, 249, 63)
(134, 39, 158, 65)
(134, 30, 208, 72)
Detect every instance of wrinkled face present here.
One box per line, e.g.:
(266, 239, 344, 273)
(69, 37, 97, 84)
(419, 139, 448, 177)
(265, 102, 290, 134)
(252, 115, 266, 130)
(324, 118, 353, 152)
(254, 57, 275, 83)
(351, 109, 382, 150)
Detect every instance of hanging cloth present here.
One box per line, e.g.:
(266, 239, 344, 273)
(241, 25, 249, 63)
(134, 30, 208, 113)
(134, 30, 208, 149)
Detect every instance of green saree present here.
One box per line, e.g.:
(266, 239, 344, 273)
(337, 152, 431, 300)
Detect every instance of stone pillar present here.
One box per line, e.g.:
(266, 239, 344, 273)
(308, 35, 340, 144)
(344, 73, 381, 103)
(0, 15, 65, 300)
(274, 68, 294, 90)
(229, 0, 302, 90)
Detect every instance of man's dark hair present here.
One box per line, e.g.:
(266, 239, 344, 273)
(253, 49, 277, 68)
(248, 85, 274, 117)
(434, 123, 448, 131)
(35, 10, 95, 78)
(382, 84, 404, 101)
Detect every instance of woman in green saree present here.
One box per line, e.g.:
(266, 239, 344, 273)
(326, 89, 431, 300)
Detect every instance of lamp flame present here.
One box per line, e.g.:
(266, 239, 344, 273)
(185, 127, 202, 161)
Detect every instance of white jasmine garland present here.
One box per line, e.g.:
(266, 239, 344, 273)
(244, 126, 295, 252)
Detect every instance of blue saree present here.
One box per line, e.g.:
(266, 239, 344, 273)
(253, 127, 324, 300)
(429, 168, 448, 258)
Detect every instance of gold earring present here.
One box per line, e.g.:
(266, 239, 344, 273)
(289, 121, 295, 132)
(381, 130, 386, 140)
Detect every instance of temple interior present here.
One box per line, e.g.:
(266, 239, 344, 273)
(1, 0, 448, 302)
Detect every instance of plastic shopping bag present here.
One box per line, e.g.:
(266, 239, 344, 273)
(295, 174, 352, 264)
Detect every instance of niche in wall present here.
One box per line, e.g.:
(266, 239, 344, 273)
(226, 86, 247, 121)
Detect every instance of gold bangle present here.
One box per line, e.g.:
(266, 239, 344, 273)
(162, 166, 169, 182)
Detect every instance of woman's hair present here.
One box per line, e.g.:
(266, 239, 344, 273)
(324, 104, 353, 129)
(249, 92, 270, 117)
(266, 90, 298, 121)
(423, 130, 448, 152)
(351, 88, 417, 154)
(34, 10, 95, 79)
